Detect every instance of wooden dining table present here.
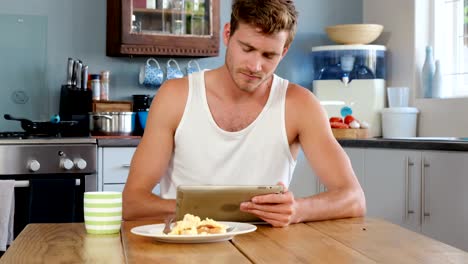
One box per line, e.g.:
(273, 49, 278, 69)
(1, 217, 467, 263)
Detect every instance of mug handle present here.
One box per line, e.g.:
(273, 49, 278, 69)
(147, 58, 161, 69)
(167, 58, 181, 71)
(187, 60, 201, 71)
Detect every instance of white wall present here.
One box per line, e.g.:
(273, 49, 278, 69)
(363, 0, 468, 137)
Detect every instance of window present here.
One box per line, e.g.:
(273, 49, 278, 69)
(433, 0, 468, 97)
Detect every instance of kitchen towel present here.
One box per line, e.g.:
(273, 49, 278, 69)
(28, 179, 77, 223)
(0, 180, 15, 251)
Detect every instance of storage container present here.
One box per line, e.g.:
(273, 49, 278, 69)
(381, 107, 419, 138)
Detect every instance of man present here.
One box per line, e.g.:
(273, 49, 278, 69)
(123, 0, 365, 227)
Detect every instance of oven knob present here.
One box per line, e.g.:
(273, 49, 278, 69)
(60, 158, 74, 170)
(74, 158, 87, 170)
(28, 160, 40, 172)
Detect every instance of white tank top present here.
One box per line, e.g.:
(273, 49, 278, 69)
(159, 71, 297, 199)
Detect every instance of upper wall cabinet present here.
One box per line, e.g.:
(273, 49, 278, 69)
(106, 0, 220, 57)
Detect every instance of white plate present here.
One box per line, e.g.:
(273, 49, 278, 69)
(130, 221, 257, 243)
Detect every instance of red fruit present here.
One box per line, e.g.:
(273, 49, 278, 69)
(329, 117, 343, 123)
(330, 122, 350, 129)
(344, 115, 355, 125)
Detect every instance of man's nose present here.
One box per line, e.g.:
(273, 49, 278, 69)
(246, 55, 262, 73)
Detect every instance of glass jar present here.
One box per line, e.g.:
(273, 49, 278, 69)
(100, 71, 110, 101)
(90, 74, 101, 101)
(171, 0, 186, 34)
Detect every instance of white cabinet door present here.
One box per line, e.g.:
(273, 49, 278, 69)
(102, 148, 135, 184)
(364, 148, 421, 232)
(103, 184, 126, 192)
(289, 150, 318, 198)
(289, 147, 365, 198)
(98, 147, 161, 195)
(421, 151, 468, 251)
(344, 147, 365, 186)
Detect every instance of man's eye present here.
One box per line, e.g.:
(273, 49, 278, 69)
(243, 48, 253, 52)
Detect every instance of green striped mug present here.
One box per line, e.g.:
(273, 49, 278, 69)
(84, 191, 122, 234)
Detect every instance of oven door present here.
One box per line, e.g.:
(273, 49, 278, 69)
(0, 173, 96, 238)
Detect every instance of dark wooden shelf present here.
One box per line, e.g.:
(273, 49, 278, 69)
(106, 0, 219, 57)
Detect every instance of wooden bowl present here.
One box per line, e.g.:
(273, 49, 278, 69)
(332, 128, 369, 139)
(325, 24, 383, 45)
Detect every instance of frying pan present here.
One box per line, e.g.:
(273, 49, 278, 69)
(4, 114, 79, 136)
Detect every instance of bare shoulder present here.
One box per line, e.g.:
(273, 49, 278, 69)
(148, 77, 189, 130)
(285, 83, 324, 123)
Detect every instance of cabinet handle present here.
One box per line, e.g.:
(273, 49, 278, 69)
(405, 157, 415, 219)
(421, 159, 430, 225)
(122, 164, 131, 168)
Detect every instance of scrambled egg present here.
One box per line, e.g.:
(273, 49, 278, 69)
(168, 214, 227, 235)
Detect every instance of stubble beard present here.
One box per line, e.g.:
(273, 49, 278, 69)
(226, 62, 269, 93)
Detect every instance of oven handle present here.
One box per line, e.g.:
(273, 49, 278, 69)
(14, 179, 81, 188)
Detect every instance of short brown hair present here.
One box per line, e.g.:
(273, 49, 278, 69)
(230, 0, 298, 47)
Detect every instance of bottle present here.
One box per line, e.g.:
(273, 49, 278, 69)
(421, 45, 435, 98)
(432, 60, 443, 98)
(90, 74, 101, 101)
(100, 71, 110, 101)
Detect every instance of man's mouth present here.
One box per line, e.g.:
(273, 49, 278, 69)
(240, 71, 261, 80)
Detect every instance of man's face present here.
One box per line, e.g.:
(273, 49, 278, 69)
(224, 23, 289, 93)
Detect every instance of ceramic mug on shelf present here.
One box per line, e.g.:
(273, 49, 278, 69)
(139, 58, 164, 88)
(166, 58, 184, 80)
(186, 59, 201, 75)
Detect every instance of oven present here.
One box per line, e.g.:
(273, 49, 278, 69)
(0, 135, 96, 255)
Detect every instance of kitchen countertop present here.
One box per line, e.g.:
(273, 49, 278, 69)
(93, 136, 141, 147)
(2, 218, 467, 263)
(94, 136, 468, 151)
(338, 137, 468, 151)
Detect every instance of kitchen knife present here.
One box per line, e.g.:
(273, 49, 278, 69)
(71, 60, 78, 87)
(66, 57, 74, 86)
(81, 65, 89, 91)
(76, 61, 83, 89)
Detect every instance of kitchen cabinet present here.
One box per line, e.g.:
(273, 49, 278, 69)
(289, 149, 318, 197)
(420, 151, 468, 252)
(363, 148, 468, 251)
(289, 147, 365, 197)
(363, 149, 421, 232)
(97, 147, 160, 194)
(106, 0, 220, 57)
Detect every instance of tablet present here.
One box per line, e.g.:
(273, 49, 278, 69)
(175, 185, 284, 222)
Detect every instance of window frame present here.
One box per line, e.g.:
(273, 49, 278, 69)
(432, 0, 468, 98)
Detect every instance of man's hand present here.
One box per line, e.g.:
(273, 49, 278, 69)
(240, 183, 298, 227)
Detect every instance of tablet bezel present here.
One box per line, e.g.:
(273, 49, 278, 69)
(175, 185, 284, 222)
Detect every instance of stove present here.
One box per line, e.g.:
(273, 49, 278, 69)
(0, 132, 98, 244)
(0, 133, 97, 175)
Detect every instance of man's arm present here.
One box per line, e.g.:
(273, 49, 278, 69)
(289, 84, 366, 222)
(240, 84, 365, 226)
(122, 78, 188, 220)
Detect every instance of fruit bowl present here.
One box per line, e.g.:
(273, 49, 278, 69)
(325, 24, 383, 45)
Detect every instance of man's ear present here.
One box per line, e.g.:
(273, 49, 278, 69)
(223, 23, 231, 45)
(281, 46, 290, 58)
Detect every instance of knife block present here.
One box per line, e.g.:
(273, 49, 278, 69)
(59, 85, 93, 136)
